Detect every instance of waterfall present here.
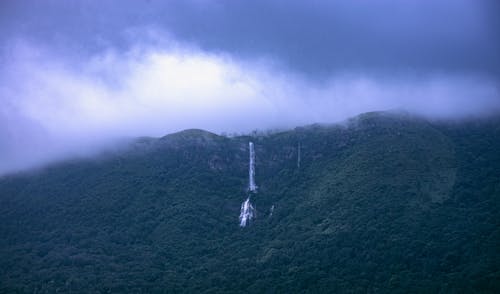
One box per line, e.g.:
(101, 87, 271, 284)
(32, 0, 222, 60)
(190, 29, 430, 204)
(248, 142, 257, 192)
(239, 141, 258, 227)
(269, 205, 275, 218)
(297, 142, 301, 169)
(239, 197, 255, 227)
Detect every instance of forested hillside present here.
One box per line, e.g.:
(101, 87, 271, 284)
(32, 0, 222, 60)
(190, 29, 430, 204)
(0, 112, 499, 293)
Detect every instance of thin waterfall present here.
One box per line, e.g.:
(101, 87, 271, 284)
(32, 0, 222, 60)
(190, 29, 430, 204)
(239, 142, 257, 227)
(297, 142, 301, 169)
(269, 205, 275, 218)
(248, 142, 257, 192)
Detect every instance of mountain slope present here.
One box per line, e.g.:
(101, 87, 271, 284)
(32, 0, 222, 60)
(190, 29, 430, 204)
(0, 112, 499, 293)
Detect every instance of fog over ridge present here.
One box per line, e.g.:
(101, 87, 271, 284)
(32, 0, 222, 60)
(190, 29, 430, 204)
(1, 0, 499, 175)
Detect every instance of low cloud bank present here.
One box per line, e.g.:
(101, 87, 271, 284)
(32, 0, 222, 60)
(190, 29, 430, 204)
(1, 41, 499, 175)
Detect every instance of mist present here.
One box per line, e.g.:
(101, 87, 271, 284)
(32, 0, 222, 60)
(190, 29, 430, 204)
(1, 0, 499, 175)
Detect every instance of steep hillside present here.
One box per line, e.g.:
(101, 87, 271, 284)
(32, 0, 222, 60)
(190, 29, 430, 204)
(0, 112, 499, 293)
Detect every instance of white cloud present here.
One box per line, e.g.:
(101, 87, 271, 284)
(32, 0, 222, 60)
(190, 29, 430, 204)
(1, 41, 499, 175)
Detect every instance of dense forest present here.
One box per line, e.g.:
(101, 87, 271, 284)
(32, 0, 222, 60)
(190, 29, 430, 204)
(0, 111, 499, 293)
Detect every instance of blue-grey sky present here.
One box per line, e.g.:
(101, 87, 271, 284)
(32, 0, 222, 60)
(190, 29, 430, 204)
(2, 0, 500, 76)
(1, 0, 499, 174)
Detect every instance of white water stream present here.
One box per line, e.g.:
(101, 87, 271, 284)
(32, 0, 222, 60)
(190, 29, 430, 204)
(239, 142, 257, 227)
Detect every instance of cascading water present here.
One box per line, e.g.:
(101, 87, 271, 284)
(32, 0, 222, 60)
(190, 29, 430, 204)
(239, 142, 257, 227)
(239, 198, 254, 227)
(248, 142, 257, 192)
(269, 205, 275, 218)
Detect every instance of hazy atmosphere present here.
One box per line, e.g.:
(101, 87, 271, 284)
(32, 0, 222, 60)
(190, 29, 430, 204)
(1, 0, 499, 174)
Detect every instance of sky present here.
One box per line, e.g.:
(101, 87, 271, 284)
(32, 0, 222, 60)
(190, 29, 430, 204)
(1, 0, 500, 175)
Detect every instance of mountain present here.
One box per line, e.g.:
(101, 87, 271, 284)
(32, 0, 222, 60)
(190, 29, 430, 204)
(0, 112, 499, 293)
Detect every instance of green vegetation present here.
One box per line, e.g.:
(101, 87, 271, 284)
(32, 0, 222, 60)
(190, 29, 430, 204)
(0, 112, 499, 293)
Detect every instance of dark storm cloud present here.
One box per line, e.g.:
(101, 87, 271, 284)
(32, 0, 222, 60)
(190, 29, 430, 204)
(160, 0, 500, 78)
(1, 0, 499, 77)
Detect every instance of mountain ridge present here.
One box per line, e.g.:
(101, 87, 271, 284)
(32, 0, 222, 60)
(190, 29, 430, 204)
(0, 111, 499, 293)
